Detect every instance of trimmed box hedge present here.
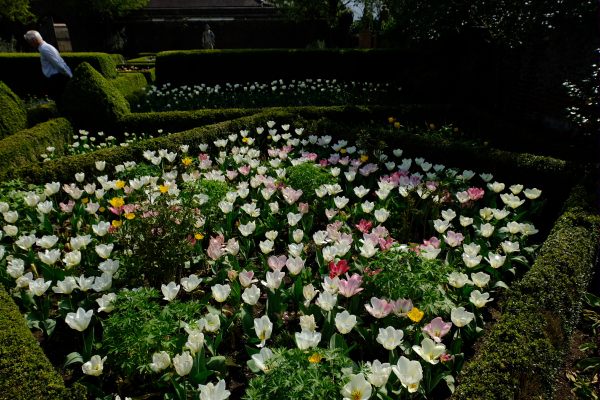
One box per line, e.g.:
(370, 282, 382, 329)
(62, 62, 130, 130)
(0, 52, 117, 96)
(117, 107, 259, 135)
(0, 118, 72, 181)
(0, 81, 27, 139)
(452, 183, 600, 399)
(0, 284, 87, 400)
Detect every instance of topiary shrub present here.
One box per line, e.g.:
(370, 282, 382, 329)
(62, 62, 130, 129)
(0, 81, 27, 138)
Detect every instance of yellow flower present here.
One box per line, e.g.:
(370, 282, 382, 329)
(182, 157, 193, 167)
(125, 212, 135, 220)
(159, 184, 169, 194)
(108, 197, 124, 208)
(308, 353, 323, 363)
(115, 180, 126, 189)
(267, 135, 272, 140)
(99, 206, 105, 212)
(81, 197, 89, 204)
(111, 220, 122, 228)
(394, 122, 402, 129)
(194, 233, 204, 240)
(407, 307, 424, 323)
(360, 154, 369, 162)
(340, 148, 347, 154)
(388, 116, 396, 124)
(241, 137, 249, 143)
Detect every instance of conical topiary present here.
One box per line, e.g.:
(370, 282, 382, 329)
(62, 62, 130, 129)
(0, 81, 27, 139)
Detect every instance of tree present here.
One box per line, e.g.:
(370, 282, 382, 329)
(52, 0, 150, 20)
(381, 0, 597, 47)
(0, 0, 34, 24)
(270, 0, 352, 28)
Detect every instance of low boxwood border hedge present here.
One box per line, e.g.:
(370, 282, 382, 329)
(116, 107, 260, 136)
(452, 182, 600, 400)
(0, 284, 87, 399)
(0, 118, 72, 181)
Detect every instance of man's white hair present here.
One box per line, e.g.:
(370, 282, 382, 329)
(24, 30, 43, 42)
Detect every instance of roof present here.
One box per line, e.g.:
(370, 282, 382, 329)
(146, 0, 271, 9)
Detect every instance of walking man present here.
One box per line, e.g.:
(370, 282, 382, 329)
(24, 30, 72, 102)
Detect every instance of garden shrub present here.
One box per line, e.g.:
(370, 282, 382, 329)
(62, 62, 130, 129)
(191, 178, 230, 235)
(0, 118, 72, 180)
(0, 285, 87, 400)
(286, 162, 337, 204)
(111, 72, 147, 104)
(244, 348, 354, 400)
(366, 250, 455, 317)
(0, 52, 117, 96)
(452, 184, 600, 400)
(0, 81, 27, 138)
(116, 187, 202, 286)
(102, 288, 205, 377)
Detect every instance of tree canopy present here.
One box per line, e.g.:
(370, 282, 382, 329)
(0, 0, 34, 24)
(0, 0, 149, 24)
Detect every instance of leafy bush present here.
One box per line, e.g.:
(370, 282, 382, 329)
(367, 250, 455, 316)
(102, 288, 205, 377)
(0, 81, 27, 138)
(116, 188, 202, 285)
(244, 348, 353, 400)
(286, 162, 337, 204)
(191, 178, 230, 234)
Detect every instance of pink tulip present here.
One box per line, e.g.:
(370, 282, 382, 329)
(338, 273, 364, 298)
(423, 317, 452, 343)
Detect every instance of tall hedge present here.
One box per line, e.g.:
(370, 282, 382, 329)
(0, 81, 27, 139)
(111, 72, 148, 104)
(0, 52, 117, 96)
(0, 118, 72, 180)
(62, 62, 130, 129)
(0, 285, 86, 400)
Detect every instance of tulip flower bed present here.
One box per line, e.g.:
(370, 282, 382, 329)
(133, 79, 401, 112)
(0, 121, 546, 400)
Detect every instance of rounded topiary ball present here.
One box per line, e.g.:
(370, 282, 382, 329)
(0, 81, 27, 139)
(62, 62, 129, 129)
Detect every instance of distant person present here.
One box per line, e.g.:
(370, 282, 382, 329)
(23, 30, 72, 102)
(202, 24, 216, 49)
